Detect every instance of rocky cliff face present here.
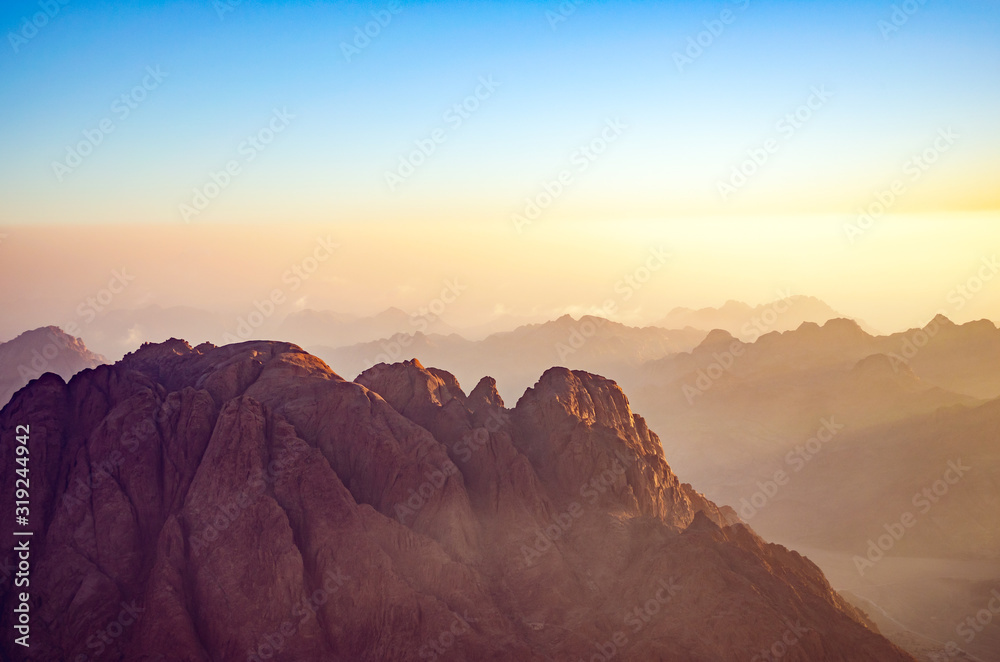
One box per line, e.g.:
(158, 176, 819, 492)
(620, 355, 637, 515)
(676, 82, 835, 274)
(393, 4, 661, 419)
(0, 340, 914, 661)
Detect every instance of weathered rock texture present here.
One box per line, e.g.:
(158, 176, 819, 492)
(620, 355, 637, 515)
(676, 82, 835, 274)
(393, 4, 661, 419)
(0, 340, 914, 661)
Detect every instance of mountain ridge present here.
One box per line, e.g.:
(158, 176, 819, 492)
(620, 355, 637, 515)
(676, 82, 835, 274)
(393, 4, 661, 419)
(0, 338, 913, 661)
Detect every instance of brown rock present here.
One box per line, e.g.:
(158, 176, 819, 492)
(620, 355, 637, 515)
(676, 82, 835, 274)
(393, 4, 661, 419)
(0, 340, 915, 661)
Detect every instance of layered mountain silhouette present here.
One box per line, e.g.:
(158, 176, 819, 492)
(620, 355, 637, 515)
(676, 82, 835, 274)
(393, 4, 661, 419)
(311, 315, 707, 401)
(46, 295, 853, 377)
(630, 316, 1000, 486)
(654, 295, 876, 340)
(624, 316, 1000, 661)
(279, 307, 459, 348)
(0, 339, 913, 661)
(0, 326, 104, 409)
(35, 305, 459, 363)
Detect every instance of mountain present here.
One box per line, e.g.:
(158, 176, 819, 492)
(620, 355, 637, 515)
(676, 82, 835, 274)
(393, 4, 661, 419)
(628, 317, 995, 513)
(449, 312, 547, 340)
(656, 295, 876, 340)
(625, 315, 1000, 661)
(751, 395, 1000, 558)
(0, 339, 913, 661)
(747, 396, 1000, 662)
(65, 304, 461, 362)
(0, 326, 104, 408)
(310, 315, 707, 401)
(278, 307, 459, 349)
(891, 315, 1000, 400)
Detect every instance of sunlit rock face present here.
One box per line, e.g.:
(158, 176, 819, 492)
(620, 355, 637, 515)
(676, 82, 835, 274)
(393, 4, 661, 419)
(0, 339, 914, 661)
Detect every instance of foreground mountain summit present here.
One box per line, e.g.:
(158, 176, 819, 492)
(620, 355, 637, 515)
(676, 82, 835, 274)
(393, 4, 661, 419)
(0, 340, 914, 661)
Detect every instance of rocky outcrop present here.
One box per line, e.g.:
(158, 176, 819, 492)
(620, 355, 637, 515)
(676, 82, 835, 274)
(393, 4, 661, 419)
(0, 340, 915, 661)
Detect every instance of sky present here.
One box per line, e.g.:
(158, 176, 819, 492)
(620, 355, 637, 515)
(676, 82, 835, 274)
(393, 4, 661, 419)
(0, 0, 998, 344)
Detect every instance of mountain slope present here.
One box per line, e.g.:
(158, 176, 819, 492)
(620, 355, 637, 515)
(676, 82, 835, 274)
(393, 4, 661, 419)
(0, 326, 105, 408)
(0, 340, 913, 661)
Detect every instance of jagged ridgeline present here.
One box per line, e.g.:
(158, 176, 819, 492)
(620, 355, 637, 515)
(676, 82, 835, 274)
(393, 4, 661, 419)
(0, 340, 915, 661)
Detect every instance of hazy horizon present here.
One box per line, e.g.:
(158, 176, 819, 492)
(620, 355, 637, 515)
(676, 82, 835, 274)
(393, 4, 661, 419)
(3, 0, 998, 348)
(2, 216, 999, 349)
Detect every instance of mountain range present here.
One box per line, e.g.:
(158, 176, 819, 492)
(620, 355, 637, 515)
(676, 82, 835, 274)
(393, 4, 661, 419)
(309, 315, 707, 401)
(2, 302, 996, 660)
(0, 339, 913, 661)
(624, 315, 1000, 661)
(655, 295, 878, 339)
(11, 295, 847, 366)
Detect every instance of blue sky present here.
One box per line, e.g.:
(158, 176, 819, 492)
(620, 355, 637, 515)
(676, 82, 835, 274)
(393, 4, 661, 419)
(1, 0, 998, 225)
(1, 1, 999, 339)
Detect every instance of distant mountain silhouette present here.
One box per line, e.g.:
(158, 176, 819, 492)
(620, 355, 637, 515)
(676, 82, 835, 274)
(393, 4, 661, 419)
(0, 326, 104, 407)
(69, 304, 460, 361)
(656, 295, 878, 340)
(310, 315, 707, 401)
(624, 315, 1000, 661)
(278, 306, 459, 348)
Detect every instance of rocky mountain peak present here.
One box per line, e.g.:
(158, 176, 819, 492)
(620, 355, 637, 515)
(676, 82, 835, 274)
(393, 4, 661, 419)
(0, 339, 915, 661)
(695, 328, 739, 350)
(468, 375, 504, 410)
